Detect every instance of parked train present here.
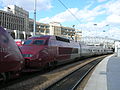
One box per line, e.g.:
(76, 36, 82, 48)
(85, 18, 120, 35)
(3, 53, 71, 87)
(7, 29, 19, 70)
(0, 27, 112, 83)
(0, 27, 24, 82)
(20, 35, 113, 71)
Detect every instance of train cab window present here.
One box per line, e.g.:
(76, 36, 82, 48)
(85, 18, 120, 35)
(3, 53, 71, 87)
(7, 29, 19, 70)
(23, 40, 32, 45)
(32, 40, 44, 45)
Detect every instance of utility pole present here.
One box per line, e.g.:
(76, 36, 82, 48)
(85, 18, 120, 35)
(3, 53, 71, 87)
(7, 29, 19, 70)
(33, 0, 36, 36)
(73, 25, 77, 42)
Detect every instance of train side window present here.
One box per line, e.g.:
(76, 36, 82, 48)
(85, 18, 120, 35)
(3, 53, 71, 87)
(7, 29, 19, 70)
(59, 47, 78, 55)
(72, 48, 78, 54)
(56, 36, 70, 43)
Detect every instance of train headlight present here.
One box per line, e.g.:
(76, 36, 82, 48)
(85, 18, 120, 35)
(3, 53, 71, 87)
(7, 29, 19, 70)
(23, 54, 33, 57)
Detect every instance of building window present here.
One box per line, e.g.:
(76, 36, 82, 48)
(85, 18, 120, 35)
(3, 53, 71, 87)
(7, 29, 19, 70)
(40, 25, 44, 28)
(46, 29, 49, 33)
(40, 29, 44, 33)
(46, 26, 50, 28)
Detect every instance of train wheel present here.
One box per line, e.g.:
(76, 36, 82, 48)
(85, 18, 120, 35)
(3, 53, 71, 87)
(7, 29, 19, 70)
(53, 61, 58, 68)
(44, 61, 58, 71)
(0, 73, 6, 84)
(49, 61, 58, 69)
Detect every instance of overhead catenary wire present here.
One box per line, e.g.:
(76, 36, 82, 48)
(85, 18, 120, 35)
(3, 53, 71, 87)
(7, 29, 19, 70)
(57, 0, 81, 24)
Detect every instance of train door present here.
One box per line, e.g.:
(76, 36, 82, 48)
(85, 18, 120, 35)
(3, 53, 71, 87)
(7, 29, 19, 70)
(48, 37, 57, 62)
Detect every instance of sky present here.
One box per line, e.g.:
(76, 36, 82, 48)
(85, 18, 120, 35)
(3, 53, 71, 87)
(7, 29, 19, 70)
(0, 0, 120, 40)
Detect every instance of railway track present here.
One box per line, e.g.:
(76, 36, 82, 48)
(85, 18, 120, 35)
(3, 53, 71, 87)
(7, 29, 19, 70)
(0, 55, 108, 90)
(45, 56, 105, 90)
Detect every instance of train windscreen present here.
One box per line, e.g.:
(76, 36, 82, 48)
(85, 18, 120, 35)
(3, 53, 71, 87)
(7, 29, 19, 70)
(23, 39, 45, 45)
(32, 40, 44, 45)
(23, 40, 33, 45)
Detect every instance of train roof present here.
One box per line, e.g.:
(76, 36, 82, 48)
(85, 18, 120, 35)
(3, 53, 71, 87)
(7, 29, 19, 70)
(28, 35, 51, 39)
(28, 35, 71, 43)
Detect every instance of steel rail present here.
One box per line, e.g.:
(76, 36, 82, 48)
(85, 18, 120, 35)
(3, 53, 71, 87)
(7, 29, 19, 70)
(45, 58, 103, 90)
(71, 59, 100, 90)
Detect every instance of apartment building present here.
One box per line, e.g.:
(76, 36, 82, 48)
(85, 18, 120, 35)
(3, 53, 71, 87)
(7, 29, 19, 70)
(0, 5, 82, 41)
(0, 10, 24, 39)
(4, 5, 29, 32)
(29, 20, 82, 41)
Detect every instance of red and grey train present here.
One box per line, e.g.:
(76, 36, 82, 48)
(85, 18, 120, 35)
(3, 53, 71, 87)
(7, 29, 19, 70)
(0, 26, 113, 82)
(21, 35, 80, 70)
(0, 27, 24, 82)
(0, 27, 113, 82)
(21, 35, 113, 71)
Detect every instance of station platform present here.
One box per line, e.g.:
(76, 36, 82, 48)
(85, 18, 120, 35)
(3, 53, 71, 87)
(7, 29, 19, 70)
(84, 54, 120, 90)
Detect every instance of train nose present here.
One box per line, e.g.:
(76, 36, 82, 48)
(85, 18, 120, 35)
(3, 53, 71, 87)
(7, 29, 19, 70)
(21, 48, 44, 59)
(21, 48, 34, 59)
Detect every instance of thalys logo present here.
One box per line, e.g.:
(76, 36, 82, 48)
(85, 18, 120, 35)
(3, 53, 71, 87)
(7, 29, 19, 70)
(0, 47, 9, 52)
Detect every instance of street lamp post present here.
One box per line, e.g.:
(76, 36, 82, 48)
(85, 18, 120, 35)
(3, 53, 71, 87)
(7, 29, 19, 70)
(72, 25, 77, 42)
(93, 24, 98, 37)
(33, 0, 36, 36)
(103, 24, 109, 38)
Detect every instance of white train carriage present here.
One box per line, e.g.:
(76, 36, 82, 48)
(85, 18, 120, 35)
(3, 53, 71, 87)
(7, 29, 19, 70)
(79, 42, 113, 57)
